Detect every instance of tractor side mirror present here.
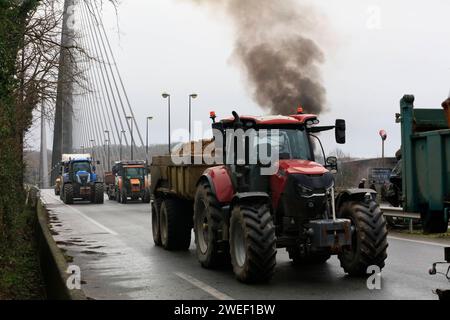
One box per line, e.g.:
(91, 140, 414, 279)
(335, 119, 346, 144)
(326, 156, 338, 173)
(97, 160, 101, 165)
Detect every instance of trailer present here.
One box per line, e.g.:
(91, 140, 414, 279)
(390, 95, 450, 233)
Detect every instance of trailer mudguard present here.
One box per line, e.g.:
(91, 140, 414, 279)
(335, 188, 377, 211)
(200, 166, 234, 204)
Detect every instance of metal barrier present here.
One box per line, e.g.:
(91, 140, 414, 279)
(380, 206, 420, 233)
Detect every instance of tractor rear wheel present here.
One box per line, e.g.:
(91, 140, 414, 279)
(229, 202, 276, 283)
(194, 182, 229, 268)
(152, 197, 163, 246)
(63, 184, 74, 205)
(338, 200, 388, 276)
(94, 184, 104, 204)
(160, 198, 191, 250)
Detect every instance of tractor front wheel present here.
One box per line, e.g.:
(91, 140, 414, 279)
(63, 184, 74, 205)
(229, 202, 276, 283)
(94, 184, 104, 204)
(338, 200, 388, 276)
(142, 190, 151, 204)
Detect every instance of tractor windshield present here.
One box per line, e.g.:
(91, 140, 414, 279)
(256, 129, 312, 161)
(72, 161, 91, 173)
(125, 167, 145, 178)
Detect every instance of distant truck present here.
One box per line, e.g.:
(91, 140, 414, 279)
(57, 154, 104, 205)
(105, 161, 151, 204)
(384, 95, 450, 233)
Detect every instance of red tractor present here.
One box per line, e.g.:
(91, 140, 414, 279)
(150, 110, 388, 283)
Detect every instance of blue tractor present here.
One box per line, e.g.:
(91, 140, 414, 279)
(59, 156, 104, 204)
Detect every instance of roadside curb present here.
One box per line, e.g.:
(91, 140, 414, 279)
(36, 198, 87, 300)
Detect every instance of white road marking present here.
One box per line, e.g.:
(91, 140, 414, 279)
(175, 272, 234, 301)
(43, 191, 118, 236)
(388, 236, 448, 248)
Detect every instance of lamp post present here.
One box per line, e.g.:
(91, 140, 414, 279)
(189, 94, 198, 141)
(120, 130, 126, 161)
(90, 139, 95, 162)
(146, 116, 154, 169)
(104, 130, 110, 171)
(126, 116, 134, 160)
(162, 93, 171, 153)
(379, 129, 387, 163)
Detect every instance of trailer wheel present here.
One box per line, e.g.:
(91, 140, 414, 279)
(152, 197, 163, 246)
(229, 202, 276, 283)
(338, 200, 388, 276)
(160, 198, 191, 250)
(421, 210, 449, 234)
(94, 183, 104, 204)
(194, 182, 229, 268)
(63, 184, 74, 205)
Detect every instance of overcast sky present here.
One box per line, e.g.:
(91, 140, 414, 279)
(31, 0, 450, 158)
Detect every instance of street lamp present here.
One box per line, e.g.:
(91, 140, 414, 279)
(146, 116, 154, 169)
(379, 129, 387, 160)
(90, 139, 95, 162)
(126, 116, 134, 160)
(120, 130, 126, 161)
(162, 93, 171, 153)
(189, 93, 198, 141)
(104, 130, 111, 171)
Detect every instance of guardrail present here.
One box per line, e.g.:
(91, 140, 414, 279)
(380, 206, 420, 232)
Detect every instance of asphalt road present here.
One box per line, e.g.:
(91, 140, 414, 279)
(40, 189, 450, 300)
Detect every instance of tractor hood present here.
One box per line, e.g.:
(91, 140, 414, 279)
(278, 160, 329, 176)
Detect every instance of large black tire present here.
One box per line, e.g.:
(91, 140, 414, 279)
(287, 248, 331, 266)
(94, 184, 104, 204)
(160, 198, 191, 251)
(229, 202, 277, 283)
(121, 190, 128, 204)
(194, 182, 229, 268)
(142, 190, 151, 204)
(63, 184, 74, 205)
(421, 210, 449, 234)
(338, 200, 388, 276)
(152, 197, 163, 246)
(116, 188, 121, 203)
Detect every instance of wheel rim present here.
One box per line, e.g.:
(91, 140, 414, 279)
(196, 200, 209, 254)
(160, 205, 168, 243)
(232, 219, 246, 268)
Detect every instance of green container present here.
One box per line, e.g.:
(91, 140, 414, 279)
(400, 95, 450, 232)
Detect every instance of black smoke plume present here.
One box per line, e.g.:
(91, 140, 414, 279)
(189, 0, 327, 115)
